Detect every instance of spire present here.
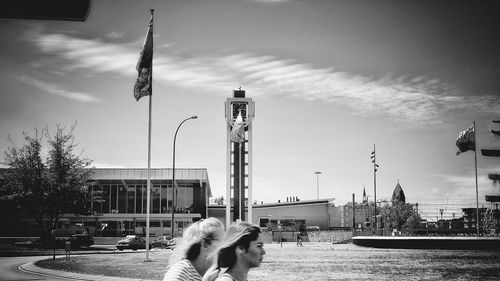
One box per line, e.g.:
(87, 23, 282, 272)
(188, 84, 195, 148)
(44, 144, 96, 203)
(392, 180, 405, 205)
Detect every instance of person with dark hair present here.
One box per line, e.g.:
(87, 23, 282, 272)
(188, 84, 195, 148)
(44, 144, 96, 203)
(203, 221, 265, 281)
(296, 233, 304, 247)
(163, 218, 224, 281)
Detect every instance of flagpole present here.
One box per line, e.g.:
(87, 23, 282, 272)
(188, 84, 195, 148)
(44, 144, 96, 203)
(473, 121, 479, 236)
(145, 8, 154, 261)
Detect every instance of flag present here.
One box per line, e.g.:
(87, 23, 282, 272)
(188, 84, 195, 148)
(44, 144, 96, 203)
(456, 125, 475, 155)
(230, 111, 245, 143)
(134, 12, 153, 101)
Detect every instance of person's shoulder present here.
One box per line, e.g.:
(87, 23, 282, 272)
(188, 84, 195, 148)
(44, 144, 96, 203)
(163, 260, 201, 281)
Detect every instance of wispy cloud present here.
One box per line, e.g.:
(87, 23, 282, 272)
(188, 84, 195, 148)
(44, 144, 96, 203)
(250, 0, 289, 3)
(29, 30, 499, 126)
(105, 31, 125, 39)
(434, 167, 499, 200)
(14, 74, 103, 103)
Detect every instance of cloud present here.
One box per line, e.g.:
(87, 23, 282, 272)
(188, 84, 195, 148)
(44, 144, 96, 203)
(249, 0, 289, 3)
(105, 31, 125, 39)
(30, 30, 500, 126)
(14, 75, 103, 103)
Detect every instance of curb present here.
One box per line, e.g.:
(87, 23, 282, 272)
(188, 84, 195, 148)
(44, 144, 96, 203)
(0, 246, 134, 257)
(19, 259, 151, 281)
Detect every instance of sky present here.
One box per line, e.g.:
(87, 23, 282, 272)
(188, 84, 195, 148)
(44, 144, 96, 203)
(1, 0, 500, 221)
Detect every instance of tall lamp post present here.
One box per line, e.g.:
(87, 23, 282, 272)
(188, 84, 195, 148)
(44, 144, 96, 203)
(314, 171, 322, 200)
(171, 115, 198, 237)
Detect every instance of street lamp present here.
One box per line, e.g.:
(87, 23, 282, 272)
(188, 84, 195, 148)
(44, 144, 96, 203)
(314, 171, 322, 200)
(171, 115, 198, 237)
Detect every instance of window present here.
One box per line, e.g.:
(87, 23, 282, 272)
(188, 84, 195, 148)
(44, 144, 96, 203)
(259, 218, 269, 227)
(92, 185, 103, 214)
(127, 186, 135, 213)
(152, 185, 160, 213)
(161, 185, 170, 213)
(103, 185, 110, 213)
(118, 185, 126, 213)
(141, 185, 147, 213)
(110, 185, 117, 212)
(176, 184, 194, 213)
(136, 185, 143, 214)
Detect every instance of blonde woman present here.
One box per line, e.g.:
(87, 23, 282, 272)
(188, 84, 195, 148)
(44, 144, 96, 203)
(163, 218, 225, 281)
(204, 222, 265, 281)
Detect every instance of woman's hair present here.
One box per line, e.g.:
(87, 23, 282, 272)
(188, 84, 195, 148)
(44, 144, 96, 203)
(167, 217, 224, 267)
(214, 221, 261, 269)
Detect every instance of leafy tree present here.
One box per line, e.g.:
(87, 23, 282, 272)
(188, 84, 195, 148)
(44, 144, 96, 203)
(379, 202, 421, 234)
(1, 124, 94, 240)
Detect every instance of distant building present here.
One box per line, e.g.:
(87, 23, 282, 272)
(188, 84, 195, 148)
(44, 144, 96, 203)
(208, 199, 332, 230)
(462, 207, 487, 231)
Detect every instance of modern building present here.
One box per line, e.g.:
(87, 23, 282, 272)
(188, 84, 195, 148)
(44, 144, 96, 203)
(1, 168, 212, 237)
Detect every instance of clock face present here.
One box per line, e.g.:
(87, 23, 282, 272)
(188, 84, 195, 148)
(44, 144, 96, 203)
(232, 102, 247, 122)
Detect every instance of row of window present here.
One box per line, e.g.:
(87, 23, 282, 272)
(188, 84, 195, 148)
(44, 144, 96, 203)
(91, 184, 194, 214)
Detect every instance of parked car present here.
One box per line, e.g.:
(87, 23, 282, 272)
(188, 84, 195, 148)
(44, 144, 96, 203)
(151, 236, 176, 249)
(306, 225, 320, 231)
(116, 235, 151, 251)
(71, 234, 94, 248)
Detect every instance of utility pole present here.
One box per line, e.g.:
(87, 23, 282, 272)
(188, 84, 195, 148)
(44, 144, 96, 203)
(371, 145, 379, 231)
(352, 193, 356, 235)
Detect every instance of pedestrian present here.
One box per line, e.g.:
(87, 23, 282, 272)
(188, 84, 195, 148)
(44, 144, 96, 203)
(296, 233, 303, 247)
(163, 218, 225, 281)
(203, 221, 265, 281)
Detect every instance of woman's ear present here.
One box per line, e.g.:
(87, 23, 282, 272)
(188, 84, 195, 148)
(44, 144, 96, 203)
(235, 245, 245, 255)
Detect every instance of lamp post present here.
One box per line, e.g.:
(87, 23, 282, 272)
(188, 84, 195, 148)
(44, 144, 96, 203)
(314, 171, 322, 200)
(171, 115, 198, 237)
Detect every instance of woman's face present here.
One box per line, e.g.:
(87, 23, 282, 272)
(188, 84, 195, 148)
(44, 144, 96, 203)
(241, 233, 266, 268)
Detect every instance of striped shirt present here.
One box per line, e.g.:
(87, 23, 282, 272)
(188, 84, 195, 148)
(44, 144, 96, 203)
(163, 259, 202, 281)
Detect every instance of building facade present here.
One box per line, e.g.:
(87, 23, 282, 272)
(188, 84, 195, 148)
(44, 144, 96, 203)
(1, 168, 212, 237)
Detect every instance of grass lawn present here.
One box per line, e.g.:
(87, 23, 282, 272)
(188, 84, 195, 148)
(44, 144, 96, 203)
(36, 242, 500, 281)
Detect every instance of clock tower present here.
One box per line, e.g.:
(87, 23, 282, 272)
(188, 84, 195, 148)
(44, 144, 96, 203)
(225, 89, 255, 227)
